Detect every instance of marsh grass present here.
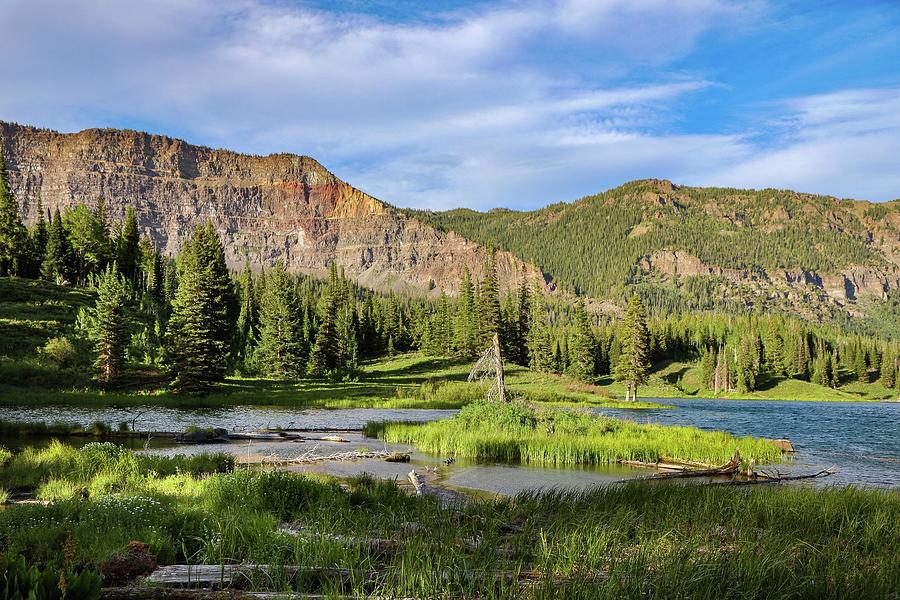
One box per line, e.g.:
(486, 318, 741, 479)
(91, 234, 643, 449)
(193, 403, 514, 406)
(0, 442, 896, 598)
(367, 401, 784, 467)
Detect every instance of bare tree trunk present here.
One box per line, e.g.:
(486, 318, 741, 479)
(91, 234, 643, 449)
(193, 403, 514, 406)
(493, 333, 507, 403)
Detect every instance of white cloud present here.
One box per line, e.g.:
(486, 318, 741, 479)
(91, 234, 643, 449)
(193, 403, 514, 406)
(696, 88, 900, 201)
(1, 0, 897, 207)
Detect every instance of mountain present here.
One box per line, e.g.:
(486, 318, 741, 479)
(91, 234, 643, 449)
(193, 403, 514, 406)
(407, 179, 900, 322)
(0, 121, 549, 296)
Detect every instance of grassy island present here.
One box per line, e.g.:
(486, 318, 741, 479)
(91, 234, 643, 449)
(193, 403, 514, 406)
(366, 400, 784, 467)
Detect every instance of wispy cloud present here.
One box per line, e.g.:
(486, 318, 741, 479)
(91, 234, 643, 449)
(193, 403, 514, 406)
(0, 0, 898, 207)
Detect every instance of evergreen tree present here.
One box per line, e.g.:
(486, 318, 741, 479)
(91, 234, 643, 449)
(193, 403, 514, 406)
(854, 346, 869, 382)
(829, 352, 841, 388)
(23, 196, 48, 278)
(93, 263, 131, 382)
(0, 148, 26, 275)
(477, 254, 502, 347)
(880, 347, 896, 388)
(234, 259, 260, 368)
(567, 299, 595, 382)
(256, 261, 305, 377)
(41, 207, 75, 283)
(117, 206, 140, 282)
(307, 277, 340, 377)
(166, 224, 232, 393)
(614, 295, 650, 401)
(527, 287, 553, 372)
(454, 267, 479, 358)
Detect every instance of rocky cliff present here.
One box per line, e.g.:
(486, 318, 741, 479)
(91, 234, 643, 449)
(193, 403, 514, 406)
(0, 121, 550, 296)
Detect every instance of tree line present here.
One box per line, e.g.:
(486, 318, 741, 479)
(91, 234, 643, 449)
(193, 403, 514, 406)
(2, 150, 898, 396)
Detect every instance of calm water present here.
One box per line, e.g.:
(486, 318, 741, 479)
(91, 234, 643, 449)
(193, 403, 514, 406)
(596, 399, 900, 487)
(1, 400, 897, 489)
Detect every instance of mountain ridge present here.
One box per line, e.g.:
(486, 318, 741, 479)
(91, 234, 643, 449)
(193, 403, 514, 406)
(407, 179, 900, 322)
(0, 120, 551, 297)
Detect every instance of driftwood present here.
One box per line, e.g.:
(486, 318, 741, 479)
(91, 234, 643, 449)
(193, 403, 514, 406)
(102, 591, 395, 599)
(257, 446, 400, 466)
(726, 466, 837, 486)
(408, 470, 426, 496)
(318, 435, 350, 443)
(145, 564, 376, 589)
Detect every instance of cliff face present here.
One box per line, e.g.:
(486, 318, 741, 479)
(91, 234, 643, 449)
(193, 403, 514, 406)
(0, 121, 549, 296)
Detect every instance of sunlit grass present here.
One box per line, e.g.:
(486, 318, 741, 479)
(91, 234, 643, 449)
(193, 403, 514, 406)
(367, 401, 783, 467)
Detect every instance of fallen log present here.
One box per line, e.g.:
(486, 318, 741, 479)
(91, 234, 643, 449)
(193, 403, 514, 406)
(726, 466, 837, 486)
(623, 450, 743, 481)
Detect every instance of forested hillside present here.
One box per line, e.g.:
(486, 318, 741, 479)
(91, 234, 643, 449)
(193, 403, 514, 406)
(407, 180, 900, 325)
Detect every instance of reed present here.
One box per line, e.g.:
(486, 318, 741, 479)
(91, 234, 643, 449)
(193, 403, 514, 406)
(0, 441, 896, 598)
(366, 400, 784, 467)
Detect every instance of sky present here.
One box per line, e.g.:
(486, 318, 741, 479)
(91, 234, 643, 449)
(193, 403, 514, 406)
(1, 0, 899, 210)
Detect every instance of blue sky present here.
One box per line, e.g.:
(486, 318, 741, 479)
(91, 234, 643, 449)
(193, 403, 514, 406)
(1, 0, 899, 209)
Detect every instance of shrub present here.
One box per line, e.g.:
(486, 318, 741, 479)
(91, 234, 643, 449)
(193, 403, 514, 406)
(39, 336, 81, 369)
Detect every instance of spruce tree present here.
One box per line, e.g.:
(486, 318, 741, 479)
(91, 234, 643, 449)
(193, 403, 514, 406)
(829, 352, 841, 388)
(23, 196, 48, 278)
(0, 148, 26, 276)
(42, 207, 75, 283)
(614, 295, 650, 401)
(166, 224, 231, 393)
(880, 347, 896, 388)
(93, 263, 131, 382)
(854, 346, 868, 382)
(454, 267, 478, 358)
(117, 206, 140, 282)
(567, 299, 595, 382)
(256, 261, 305, 377)
(527, 287, 553, 372)
(234, 259, 259, 368)
(477, 254, 502, 348)
(307, 279, 340, 377)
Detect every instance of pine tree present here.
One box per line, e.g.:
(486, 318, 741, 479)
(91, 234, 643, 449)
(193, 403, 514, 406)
(42, 207, 75, 283)
(829, 353, 841, 388)
(527, 287, 553, 372)
(614, 295, 650, 401)
(256, 261, 305, 377)
(117, 206, 140, 282)
(93, 263, 131, 382)
(307, 279, 340, 378)
(854, 346, 869, 382)
(23, 196, 48, 278)
(567, 299, 595, 382)
(477, 254, 501, 348)
(166, 224, 231, 393)
(234, 259, 259, 368)
(880, 347, 896, 388)
(0, 148, 26, 276)
(454, 267, 479, 358)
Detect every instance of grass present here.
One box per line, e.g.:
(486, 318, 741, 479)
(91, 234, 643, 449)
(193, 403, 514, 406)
(366, 401, 784, 467)
(0, 353, 667, 410)
(0, 441, 897, 598)
(601, 360, 898, 402)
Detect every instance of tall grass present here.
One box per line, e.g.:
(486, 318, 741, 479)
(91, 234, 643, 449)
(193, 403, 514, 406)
(0, 442, 896, 598)
(367, 401, 784, 467)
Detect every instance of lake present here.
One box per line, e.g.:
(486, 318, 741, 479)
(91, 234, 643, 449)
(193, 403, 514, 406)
(1, 399, 897, 489)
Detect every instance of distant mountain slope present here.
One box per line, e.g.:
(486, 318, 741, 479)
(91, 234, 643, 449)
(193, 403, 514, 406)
(407, 179, 900, 320)
(0, 121, 549, 296)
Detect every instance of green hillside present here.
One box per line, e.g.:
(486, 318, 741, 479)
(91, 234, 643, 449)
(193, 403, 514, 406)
(407, 180, 900, 324)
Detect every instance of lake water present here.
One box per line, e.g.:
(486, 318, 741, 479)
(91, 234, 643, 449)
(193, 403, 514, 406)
(595, 399, 900, 487)
(1, 399, 897, 490)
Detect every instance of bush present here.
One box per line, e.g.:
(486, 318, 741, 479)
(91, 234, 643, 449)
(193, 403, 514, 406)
(39, 336, 81, 369)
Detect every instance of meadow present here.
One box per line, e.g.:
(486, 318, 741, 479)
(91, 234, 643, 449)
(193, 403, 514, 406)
(0, 441, 897, 598)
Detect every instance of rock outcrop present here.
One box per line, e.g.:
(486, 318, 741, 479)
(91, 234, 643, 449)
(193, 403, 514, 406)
(0, 121, 549, 296)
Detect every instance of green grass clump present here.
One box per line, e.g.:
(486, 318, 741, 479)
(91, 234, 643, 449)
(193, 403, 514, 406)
(367, 401, 783, 467)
